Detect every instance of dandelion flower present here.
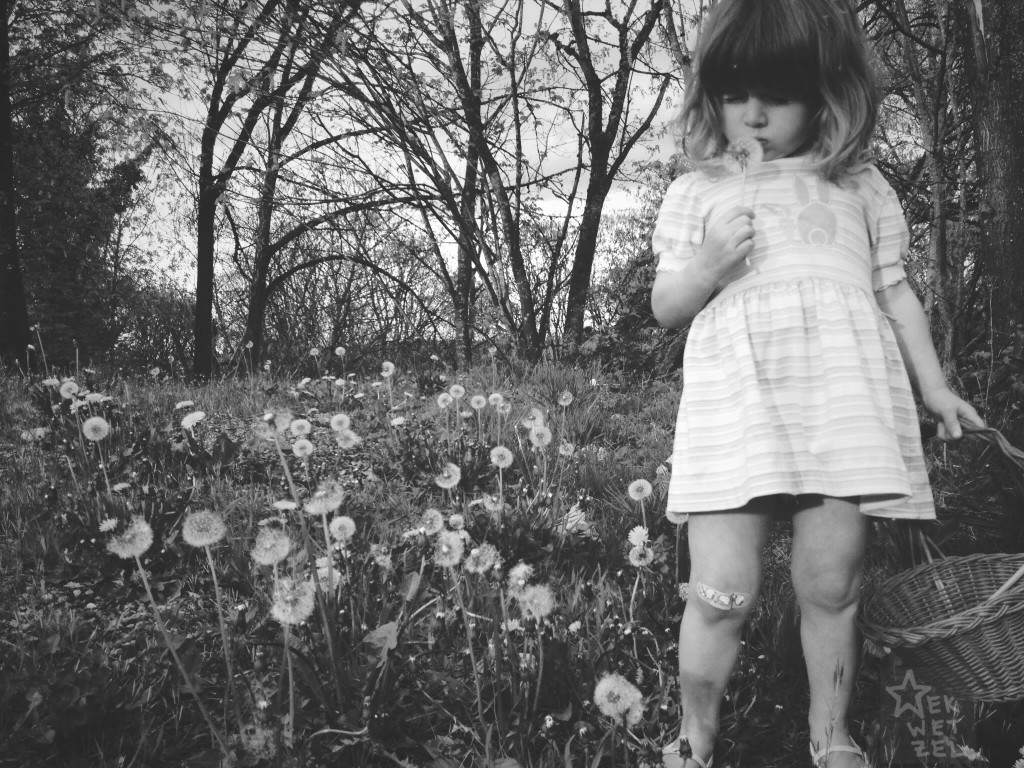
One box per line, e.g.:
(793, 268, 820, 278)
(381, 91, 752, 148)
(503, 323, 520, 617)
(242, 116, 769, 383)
(330, 413, 351, 432)
(627, 525, 649, 547)
(390, 416, 406, 427)
(292, 438, 314, 459)
(85, 392, 104, 404)
(335, 429, 362, 450)
(628, 545, 654, 568)
(289, 418, 312, 437)
(82, 416, 110, 442)
(181, 411, 205, 430)
(434, 463, 461, 490)
(60, 380, 79, 399)
(557, 391, 574, 407)
(482, 494, 505, 514)
(99, 518, 117, 533)
(370, 544, 392, 570)
(272, 500, 298, 512)
(567, 620, 581, 634)
(722, 136, 764, 175)
(470, 395, 487, 410)
(309, 347, 320, 357)
(448, 383, 465, 400)
(465, 543, 501, 574)
(517, 584, 555, 621)
(507, 562, 533, 596)
(593, 673, 644, 726)
(328, 515, 356, 545)
(251, 528, 292, 566)
(529, 425, 553, 449)
(558, 441, 575, 457)
(335, 346, 346, 357)
(521, 407, 545, 429)
(488, 393, 504, 408)
(42, 377, 60, 387)
(434, 530, 465, 568)
(149, 367, 161, 378)
(174, 400, 194, 411)
(381, 361, 396, 377)
(182, 509, 227, 547)
(448, 513, 465, 530)
(490, 446, 514, 469)
(107, 516, 154, 559)
(270, 577, 316, 625)
(497, 402, 512, 416)
(111, 482, 131, 492)
(627, 479, 653, 501)
(422, 508, 445, 535)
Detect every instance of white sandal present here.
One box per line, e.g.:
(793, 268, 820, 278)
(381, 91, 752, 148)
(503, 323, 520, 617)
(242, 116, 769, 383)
(662, 736, 713, 768)
(810, 740, 870, 767)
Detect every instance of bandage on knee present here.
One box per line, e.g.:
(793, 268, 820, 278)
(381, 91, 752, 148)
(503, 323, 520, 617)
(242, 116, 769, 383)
(680, 581, 748, 611)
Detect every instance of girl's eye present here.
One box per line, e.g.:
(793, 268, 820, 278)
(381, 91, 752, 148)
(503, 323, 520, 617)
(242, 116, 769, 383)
(762, 95, 793, 106)
(721, 93, 747, 104)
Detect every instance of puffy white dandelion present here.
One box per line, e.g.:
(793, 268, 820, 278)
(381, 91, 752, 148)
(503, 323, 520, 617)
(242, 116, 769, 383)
(251, 528, 292, 566)
(434, 463, 461, 490)
(335, 429, 362, 450)
(490, 446, 514, 469)
(370, 544, 392, 570)
(335, 346, 346, 357)
(85, 393, 104, 404)
(42, 377, 60, 387)
(390, 416, 406, 427)
(558, 441, 575, 457)
(182, 509, 227, 547)
(517, 584, 555, 621)
(469, 395, 487, 411)
(330, 413, 351, 432)
(628, 545, 654, 569)
(448, 513, 465, 530)
(306, 479, 345, 516)
(521, 407, 545, 429)
(60, 380, 79, 399)
(482, 494, 506, 514)
(488, 392, 505, 408)
(181, 411, 205, 431)
(82, 416, 110, 442)
(529, 425, 553, 449)
(289, 418, 312, 437)
(507, 562, 533, 596)
(99, 518, 117, 533)
(567, 620, 581, 634)
(627, 525, 649, 547)
(328, 515, 356, 545)
(421, 508, 445, 535)
(292, 438, 314, 459)
(434, 530, 465, 568)
(627, 479, 653, 501)
(557, 391, 574, 407)
(106, 517, 154, 559)
(465, 543, 501, 574)
(448, 383, 465, 400)
(270, 577, 316, 625)
(593, 673, 644, 726)
(309, 348, 320, 357)
(436, 392, 453, 409)
(381, 361, 396, 377)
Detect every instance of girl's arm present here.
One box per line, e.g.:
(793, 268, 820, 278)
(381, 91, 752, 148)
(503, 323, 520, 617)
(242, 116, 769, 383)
(875, 280, 984, 440)
(651, 206, 755, 329)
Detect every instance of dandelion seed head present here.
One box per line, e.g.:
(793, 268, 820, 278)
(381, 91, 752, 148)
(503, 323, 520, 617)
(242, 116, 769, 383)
(488, 392, 505, 407)
(593, 673, 644, 725)
(465, 543, 501, 574)
(330, 413, 351, 432)
(251, 528, 292, 566)
(181, 411, 205, 430)
(335, 429, 361, 450)
(292, 438, 314, 458)
(422, 508, 445, 535)
(490, 445, 514, 469)
(270, 577, 315, 625)
(558, 441, 575, 457)
(517, 584, 555, 621)
(289, 418, 312, 437)
(628, 545, 654, 569)
(309, 348, 320, 357)
(557, 391, 574, 407)
(436, 392, 453, 409)
(448, 384, 465, 400)
(434, 462, 461, 490)
(470, 395, 487, 410)
(482, 494, 506, 514)
(448, 513, 465, 530)
(529, 425, 553, 449)
(335, 346, 346, 357)
(507, 562, 533, 596)
(60, 381, 79, 399)
(329, 515, 356, 545)
(82, 416, 110, 442)
(627, 479, 653, 501)
(182, 509, 227, 547)
(42, 377, 60, 387)
(381, 361, 396, 377)
(106, 516, 153, 559)
(434, 530, 465, 568)
(723, 136, 765, 175)
(568, 620, 581, 634)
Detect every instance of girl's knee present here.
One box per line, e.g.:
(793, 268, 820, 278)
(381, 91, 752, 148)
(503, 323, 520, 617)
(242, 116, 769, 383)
(684, 578, 758, 623)
(792, 567, 862, 612)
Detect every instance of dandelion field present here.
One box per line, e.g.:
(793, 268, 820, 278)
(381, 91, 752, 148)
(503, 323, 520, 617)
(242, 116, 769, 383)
(2, 353, 1023, 768)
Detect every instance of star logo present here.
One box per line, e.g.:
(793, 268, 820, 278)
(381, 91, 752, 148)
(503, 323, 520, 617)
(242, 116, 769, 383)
(886, 668, 932, 719)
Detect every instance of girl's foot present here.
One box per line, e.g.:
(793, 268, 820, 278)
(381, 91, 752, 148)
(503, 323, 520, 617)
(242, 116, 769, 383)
(810, 739, 871, 768)
(662, 735, 714, 768)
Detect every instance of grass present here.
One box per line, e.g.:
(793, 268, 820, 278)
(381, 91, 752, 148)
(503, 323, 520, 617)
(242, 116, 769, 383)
(0, 356, 1021, 767)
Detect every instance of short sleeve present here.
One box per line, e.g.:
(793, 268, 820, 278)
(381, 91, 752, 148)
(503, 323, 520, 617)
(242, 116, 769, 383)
(870, 184, 909, 292)
(652, 174, 705, 273)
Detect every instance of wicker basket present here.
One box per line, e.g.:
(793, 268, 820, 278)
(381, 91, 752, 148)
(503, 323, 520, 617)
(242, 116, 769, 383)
(859, 425, 1024, 702)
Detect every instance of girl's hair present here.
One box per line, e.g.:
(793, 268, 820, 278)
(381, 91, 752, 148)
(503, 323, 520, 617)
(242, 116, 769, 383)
(678, 0, 878, 182)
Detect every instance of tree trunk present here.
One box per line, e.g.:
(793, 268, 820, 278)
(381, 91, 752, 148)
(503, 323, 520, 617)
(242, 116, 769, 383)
(963, 0, 1024, 336)
(0, 0, 30, 365)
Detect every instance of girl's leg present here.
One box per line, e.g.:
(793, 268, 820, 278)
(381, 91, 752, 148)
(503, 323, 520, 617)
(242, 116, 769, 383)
(790, 495, 870, 767)
(673, 498, 775, 765)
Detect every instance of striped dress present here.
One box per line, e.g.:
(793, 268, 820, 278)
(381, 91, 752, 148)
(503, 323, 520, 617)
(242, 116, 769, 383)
(653, 156, 934, 521)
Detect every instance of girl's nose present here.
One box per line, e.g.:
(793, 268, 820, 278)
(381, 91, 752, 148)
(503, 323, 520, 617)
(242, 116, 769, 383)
(744, 98, 767, 127)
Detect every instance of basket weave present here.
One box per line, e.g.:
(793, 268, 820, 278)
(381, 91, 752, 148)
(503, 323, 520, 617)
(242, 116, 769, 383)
(859, 424, 1024, 702)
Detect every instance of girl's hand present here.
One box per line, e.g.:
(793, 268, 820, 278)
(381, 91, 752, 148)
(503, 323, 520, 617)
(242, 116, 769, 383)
(921, 386, 984, 441)
(695, 206, 755, 281)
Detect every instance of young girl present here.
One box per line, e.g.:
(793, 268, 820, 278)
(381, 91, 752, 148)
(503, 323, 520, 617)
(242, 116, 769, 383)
(650, 1, 982, 766)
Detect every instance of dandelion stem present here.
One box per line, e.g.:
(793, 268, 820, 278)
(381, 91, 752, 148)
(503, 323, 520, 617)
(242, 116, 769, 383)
(450, 571, 487, 729)
(134, 554, 229, 757)
(206, 545, 244, 740)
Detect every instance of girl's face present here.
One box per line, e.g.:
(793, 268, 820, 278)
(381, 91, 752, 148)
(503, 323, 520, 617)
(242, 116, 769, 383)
(719, 92, 815, 161)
